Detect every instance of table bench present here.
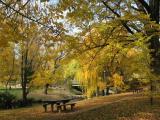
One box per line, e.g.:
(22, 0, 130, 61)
(57, 103, 76, 113)
(42, 102, 57, 112)
(42, 99, 74, 112)
(132, 88, 143, 94)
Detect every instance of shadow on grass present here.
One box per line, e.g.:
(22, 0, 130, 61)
(0, 96, 160, 120)
(54, 97, 160, 120)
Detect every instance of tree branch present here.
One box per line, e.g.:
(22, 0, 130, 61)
(102, 1, 134, 34)
(0, 0, 60, 35)
(137, 0, 151, 14)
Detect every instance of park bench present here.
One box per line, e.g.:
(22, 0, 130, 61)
(42, 99, 73, 112)
(57, 103, 76, 113)
(132, 88, 143, 94)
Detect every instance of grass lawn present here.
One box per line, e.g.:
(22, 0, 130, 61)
(0, 88, 22, 98)
(0, 93, 160, 120)
(0, 88, 75, 100)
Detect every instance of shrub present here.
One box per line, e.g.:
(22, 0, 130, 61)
(15, 98, 34, 107)
(0, 92, 35, 109)
(0, 92, 16, 109)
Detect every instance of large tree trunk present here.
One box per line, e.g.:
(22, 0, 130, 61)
(21, 48, 29, 105)
(21, 53, 27, 104)
(149, 0, 160, 72)
(148, 0, 159, 105)
(22, 73, 28, 104)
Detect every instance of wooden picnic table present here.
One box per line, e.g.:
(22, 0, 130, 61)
(42, 98, 75, 112)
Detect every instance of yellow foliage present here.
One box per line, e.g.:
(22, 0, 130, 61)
(97, 81, 106, 91)
(75, 65, 99, 98)
(31, 70, 54, 87)
(126, 48, 139, 58)
(85, 86, 95, 98)
(112, 73, 124, 87)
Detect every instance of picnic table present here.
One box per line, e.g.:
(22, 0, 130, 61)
(42, 98, 76, 112)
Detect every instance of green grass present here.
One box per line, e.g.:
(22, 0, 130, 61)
(0, 88, 74, 100)
(0, 88, 22, 99)
(0, 93, 160, 120)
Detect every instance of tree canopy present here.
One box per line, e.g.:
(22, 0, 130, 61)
(0, 0, 159, 102)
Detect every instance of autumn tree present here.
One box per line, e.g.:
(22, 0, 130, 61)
(31, 45, 66, 95)
(0, 0, 65, 103)
(58, 0, 159, 104)
(0, 45, 19, 90)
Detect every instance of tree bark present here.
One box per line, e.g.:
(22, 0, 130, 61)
(21, 47, 29, 104)
(44, 83, 49, 95)
(148, 0, 159, 105)
(106, 87, 110, 95)
(96, 87, 99, 96)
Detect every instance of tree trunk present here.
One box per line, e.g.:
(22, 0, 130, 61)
(5, 82, 8, 92)
(150, 79, 153, 105)
(44, 83, 49, 94)
(106, 87, 110, 95)
(21, 52, 27, 104)
(148, 0, 159, 105)
(21, 52, 26, 104)
(22, 83, 27, 104)
(102, 90, 105, 96)
(96, 87, 99, 96)
(21, 47, 29, 105)
(149, 0, 160, 73)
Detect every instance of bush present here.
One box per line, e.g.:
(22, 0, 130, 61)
(14, 98, 34, 107)
(0, 92, 16, 109)
(0, 92, 36, 109)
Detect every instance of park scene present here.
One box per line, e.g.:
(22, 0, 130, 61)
(0, 0, 160, 120)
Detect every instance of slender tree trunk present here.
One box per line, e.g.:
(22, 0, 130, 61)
(44, 83, 49, 95)
(6, 50, 15, 92)
(150, 79, 153, 105)
(5, 82, 8, 92)
(96, 87, 99, 96)
(106, 87, 110, 95)
(21, 52, 26, 104)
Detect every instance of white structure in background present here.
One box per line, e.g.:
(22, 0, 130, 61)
(71, 79, 81, 87)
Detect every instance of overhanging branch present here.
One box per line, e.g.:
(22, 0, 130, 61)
(102, 1, 134, 34)
(137, 0, 151, 14)
(0, 0, 60, 35)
